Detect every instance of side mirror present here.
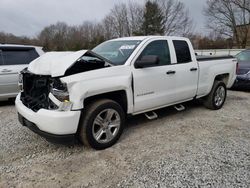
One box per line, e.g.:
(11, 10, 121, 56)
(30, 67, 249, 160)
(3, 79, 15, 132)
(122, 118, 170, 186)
(134, 55, 159, 68)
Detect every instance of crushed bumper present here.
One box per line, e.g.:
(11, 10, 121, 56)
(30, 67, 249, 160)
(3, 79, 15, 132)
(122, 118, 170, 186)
(15, 93, 81, 143)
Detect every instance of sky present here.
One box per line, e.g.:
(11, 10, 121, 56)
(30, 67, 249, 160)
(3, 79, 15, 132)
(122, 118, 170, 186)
(0, 0, 207, 37)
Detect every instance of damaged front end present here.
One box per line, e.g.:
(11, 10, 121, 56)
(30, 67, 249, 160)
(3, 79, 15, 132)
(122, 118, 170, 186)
(20, 69, 74, 112)
(17, 69, 81, 143)
(19, 50, 112, 112)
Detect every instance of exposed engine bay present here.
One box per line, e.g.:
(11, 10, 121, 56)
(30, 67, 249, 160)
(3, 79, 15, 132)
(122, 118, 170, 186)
(20, 69, 56, 112)
(64, 51, 112, 76)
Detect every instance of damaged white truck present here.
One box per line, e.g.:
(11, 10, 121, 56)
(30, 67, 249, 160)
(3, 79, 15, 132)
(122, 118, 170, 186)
(16, 36, 237, 150)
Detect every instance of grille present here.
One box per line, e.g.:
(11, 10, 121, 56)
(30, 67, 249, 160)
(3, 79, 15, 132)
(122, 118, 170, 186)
(20, 70, 57, 112)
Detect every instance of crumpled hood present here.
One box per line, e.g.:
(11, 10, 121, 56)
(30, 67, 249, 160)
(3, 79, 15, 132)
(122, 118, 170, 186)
(28, 50, 88, 77)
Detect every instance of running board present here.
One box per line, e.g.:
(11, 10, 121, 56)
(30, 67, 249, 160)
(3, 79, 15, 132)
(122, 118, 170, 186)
(174, 104, 185, 111)
(144, 111, 158, 120)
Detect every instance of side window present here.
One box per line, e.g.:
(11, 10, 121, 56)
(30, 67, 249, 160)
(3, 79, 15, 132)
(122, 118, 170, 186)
(173, 40, 192, 63)
(138, 40, 171, 66)
(0, 50, 3, 65)
(1, 49, 39, 65)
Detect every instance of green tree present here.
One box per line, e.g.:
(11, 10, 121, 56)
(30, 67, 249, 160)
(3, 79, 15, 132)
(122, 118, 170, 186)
(140, 1, 165, 35)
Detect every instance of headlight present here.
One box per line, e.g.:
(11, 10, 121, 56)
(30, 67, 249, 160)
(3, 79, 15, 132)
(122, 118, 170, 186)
(50, 79, 69, 102)
(51, 88, 69, 102)
(50, 79, 73, 111)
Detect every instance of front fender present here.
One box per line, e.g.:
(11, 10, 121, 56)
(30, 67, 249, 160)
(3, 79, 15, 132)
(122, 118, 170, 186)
(65, 74, 133, 113)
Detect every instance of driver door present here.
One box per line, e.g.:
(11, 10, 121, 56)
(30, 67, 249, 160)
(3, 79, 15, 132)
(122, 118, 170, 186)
(132, 40, 178, 113)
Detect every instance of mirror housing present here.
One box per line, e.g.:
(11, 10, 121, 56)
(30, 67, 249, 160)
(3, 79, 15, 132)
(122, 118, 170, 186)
(134, 55, 160, 69)
(134, 55, 159, 68)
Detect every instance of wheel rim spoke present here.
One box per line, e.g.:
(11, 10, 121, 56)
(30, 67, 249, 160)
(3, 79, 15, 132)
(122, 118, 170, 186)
(105, 129, 113, 141)
(94, 115, 104, 126)
(95, 129, 104, 141)
(109, 119, 120, 128)
(105, 110, 115, 122)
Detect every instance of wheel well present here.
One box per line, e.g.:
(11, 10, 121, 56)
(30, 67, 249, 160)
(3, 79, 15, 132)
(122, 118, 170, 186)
(215, 74, 229, 85)
(84, 90, 128, 113)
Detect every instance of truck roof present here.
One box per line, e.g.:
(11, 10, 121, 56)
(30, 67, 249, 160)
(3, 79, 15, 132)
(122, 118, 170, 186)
(109, 36, 188, 41)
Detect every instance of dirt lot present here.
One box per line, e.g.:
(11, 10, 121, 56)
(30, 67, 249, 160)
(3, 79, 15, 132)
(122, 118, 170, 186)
(0, 90, 249, 188)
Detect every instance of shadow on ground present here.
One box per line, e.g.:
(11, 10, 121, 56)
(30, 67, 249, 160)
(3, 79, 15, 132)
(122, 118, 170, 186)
(126, 99, 202, 131)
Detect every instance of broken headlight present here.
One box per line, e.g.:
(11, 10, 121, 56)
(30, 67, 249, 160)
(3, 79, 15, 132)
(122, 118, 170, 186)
(50, 78, 69, 102)
(50, 78, 73, 111)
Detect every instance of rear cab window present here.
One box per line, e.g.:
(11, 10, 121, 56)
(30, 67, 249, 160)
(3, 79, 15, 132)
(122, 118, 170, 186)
(0, 47, 39, 65)
(173, 40, 192, 63)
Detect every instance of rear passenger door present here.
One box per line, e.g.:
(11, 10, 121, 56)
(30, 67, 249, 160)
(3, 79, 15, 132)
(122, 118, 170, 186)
(0, 48, 39, 97)
(171, 40, 198, 101)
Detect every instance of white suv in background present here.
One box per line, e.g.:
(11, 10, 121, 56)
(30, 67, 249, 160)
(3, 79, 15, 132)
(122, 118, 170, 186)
(0, 44, 44, 101)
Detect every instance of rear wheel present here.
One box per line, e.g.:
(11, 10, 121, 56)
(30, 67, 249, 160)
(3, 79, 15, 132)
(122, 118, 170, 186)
(203, 81, 227, 110)
(79, 99, 125, 150)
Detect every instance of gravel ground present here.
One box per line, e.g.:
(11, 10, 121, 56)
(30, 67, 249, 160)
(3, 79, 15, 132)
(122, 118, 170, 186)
(0, 90, 249, 188)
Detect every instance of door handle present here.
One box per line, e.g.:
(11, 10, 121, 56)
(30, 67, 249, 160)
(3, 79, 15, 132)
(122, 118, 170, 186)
(166, 70, 176, 75)
(190, 67, 198, 71)
(1, 69, 12, 73)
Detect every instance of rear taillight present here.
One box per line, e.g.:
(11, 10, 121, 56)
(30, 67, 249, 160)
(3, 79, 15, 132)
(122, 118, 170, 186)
(236, 62, 239, 75)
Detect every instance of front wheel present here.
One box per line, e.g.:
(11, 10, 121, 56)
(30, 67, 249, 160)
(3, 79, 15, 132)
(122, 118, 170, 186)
(79, 99, 125, 150)
(203, 81, 227, 110)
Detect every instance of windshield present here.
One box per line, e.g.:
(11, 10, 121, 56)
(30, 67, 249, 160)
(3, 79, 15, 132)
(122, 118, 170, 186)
(92, 40, 141, 65)
(236, 50, 250, 62)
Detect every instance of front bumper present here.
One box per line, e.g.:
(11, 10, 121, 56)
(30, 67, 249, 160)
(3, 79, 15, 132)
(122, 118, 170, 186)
(18, 113, 76, 143)
(15, 93, 81, 143)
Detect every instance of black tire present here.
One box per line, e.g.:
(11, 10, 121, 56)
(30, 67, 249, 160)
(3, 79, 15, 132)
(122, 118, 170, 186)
(79, 99, 125, 150)
(203, 81, 227, 110)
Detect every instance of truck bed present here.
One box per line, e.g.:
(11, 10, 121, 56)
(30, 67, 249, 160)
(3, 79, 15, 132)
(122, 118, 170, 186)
(196, 56, 237, 98)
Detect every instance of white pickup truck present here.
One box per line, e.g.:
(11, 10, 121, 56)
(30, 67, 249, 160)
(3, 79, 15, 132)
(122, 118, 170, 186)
(16, 36, 237, 150)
